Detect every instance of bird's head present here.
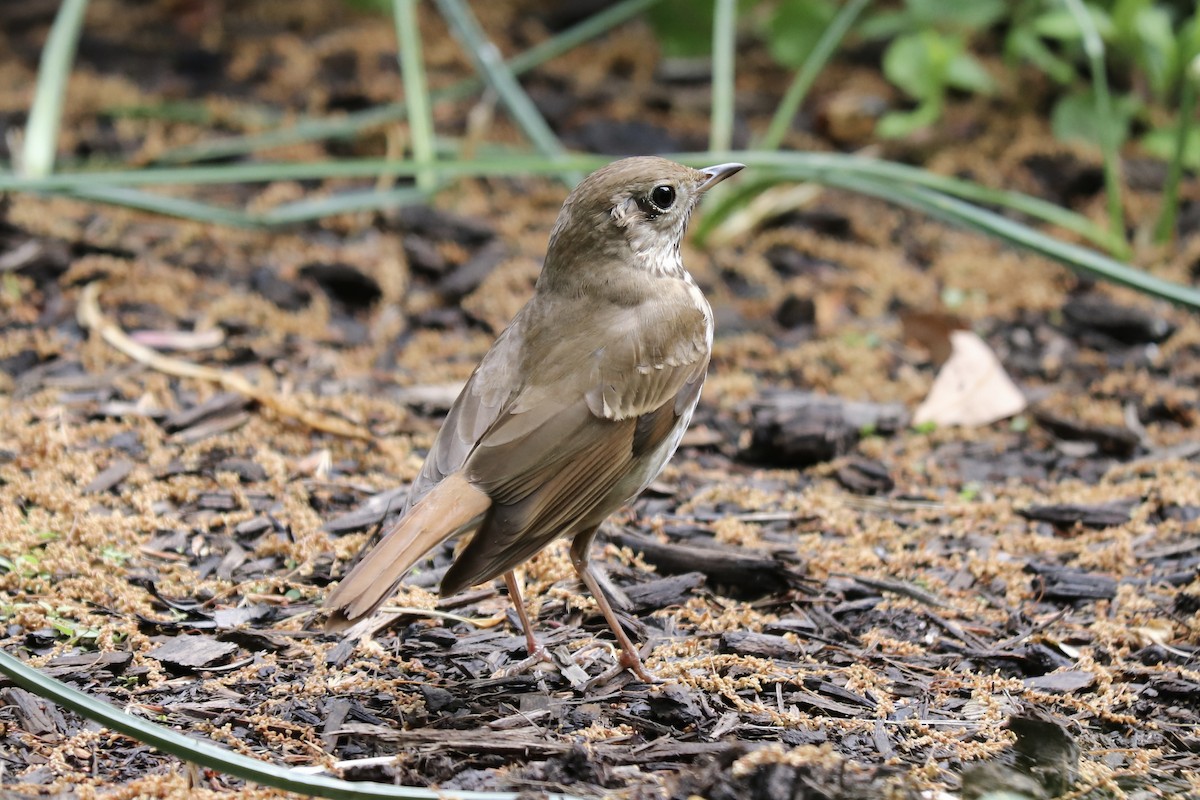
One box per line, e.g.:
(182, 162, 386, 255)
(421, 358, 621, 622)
(540, 157, 743, 291)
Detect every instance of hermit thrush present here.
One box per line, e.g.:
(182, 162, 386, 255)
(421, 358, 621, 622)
(324, 157, 743, 680)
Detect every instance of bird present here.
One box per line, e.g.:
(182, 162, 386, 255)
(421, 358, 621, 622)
(324, 156, 744, 681)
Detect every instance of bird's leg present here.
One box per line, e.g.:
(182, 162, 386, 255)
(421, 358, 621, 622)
(503, 570, 549, 662)
(569, 529, 658, 683)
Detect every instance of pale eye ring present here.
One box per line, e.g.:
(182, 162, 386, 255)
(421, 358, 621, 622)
(649, 184, 676, 211)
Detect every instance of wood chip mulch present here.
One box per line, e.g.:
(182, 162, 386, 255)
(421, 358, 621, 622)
(2, 2, 1200, 798)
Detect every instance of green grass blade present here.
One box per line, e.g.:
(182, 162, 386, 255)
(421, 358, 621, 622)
(261, 185, 433, 225)
(823, 159, 1125, 255)
(1155, 36, 1200, 243)
(0, 154, 610, 191)
(5, 149, 1191, 305)
(825, 173, 1200, 309)
(709, 0, 738, 155)
(154, 0, 659, 165)
(685, 150, 1125, 255)
(22, 0, 89, 178)
(60, 184, 433, 227)
(0, 149, 1129, 252)
(155, 103, 416, 166)
(1061, 0, 1125, 239)
(393, 0, 436, 191)
(758, 0, 871, 152)
(0, 648, 582, 799)
(61, 186, 261, 227)
(104, 100, 225, 125)
(431, 0, 577, 183)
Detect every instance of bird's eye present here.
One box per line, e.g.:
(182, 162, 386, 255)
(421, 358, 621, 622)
(649, 184, 676, 211)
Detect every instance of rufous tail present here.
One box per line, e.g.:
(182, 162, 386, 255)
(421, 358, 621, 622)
(323, 472, 490, 632)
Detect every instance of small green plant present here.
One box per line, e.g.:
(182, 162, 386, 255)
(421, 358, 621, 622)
(857, 0, 1005, 137)
(766, 0, 837, 70)
(646, 0, 717, 58)
(1015, 1, 1200, 163)
(0, 550, 46, 579)
(100, 546, 132, 566)
(45, 611, 102, 646)
(2, 273, 25, 301)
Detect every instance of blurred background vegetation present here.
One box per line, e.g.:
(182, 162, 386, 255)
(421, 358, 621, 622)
(3, 0, 1199, 305)
(1, 3, 1198, 794)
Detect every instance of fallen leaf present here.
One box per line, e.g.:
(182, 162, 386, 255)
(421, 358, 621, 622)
(914, 330, 1025, 427)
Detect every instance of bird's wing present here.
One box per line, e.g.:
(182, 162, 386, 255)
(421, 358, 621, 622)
(324, 319, 527, 630)
(405, 321, 526, 509)
(440, 294, 710, 593)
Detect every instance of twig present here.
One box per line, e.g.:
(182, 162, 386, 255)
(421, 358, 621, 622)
(76, 282, 371, 440)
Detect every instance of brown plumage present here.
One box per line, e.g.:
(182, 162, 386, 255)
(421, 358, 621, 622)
(323, 157, 743, 680)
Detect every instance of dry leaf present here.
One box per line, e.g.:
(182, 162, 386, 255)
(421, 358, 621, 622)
(914, 330, 1026, 427)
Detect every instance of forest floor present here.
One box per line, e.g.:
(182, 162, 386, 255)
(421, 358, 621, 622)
(1, 1, 1199, 798)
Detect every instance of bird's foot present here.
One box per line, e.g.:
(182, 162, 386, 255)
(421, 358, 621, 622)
(580, 641, 663, 689)
(619, 650, 663, 684)
(493, 642, 553, 678)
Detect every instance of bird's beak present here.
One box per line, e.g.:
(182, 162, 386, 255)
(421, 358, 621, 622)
(697, 162, 745, 192)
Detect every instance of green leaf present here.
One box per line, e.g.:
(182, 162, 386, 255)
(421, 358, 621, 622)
(767, 0, 836, 68)
(1032, 5, 1112, 41)
(1183, 12, 1200, 62)
(877, 101, 942, 137)
(907, 0, 1007, 33)
(100, 546, 131, 566)
(883, 31, 956, 100)
(858, 9, 912, 41)
(1131, 4, 1177, 101)
(945, 51, 996, 94)
(959, 482, 982, 501)
(1142, 125, 1200, 170)
(645, 0, 716, 58)
(1050, 89, 1137, 148)
(1031, 8, 1082, 39)
(342, 0, 390, 11)
(1111, 0, 1150, 44)
(1005, 26, 1077, 83)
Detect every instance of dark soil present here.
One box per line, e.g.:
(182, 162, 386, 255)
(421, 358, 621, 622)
(2, 2, 1199, 798)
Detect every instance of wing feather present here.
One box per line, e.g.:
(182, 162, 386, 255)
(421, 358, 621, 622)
(440, 290, 711, 593)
